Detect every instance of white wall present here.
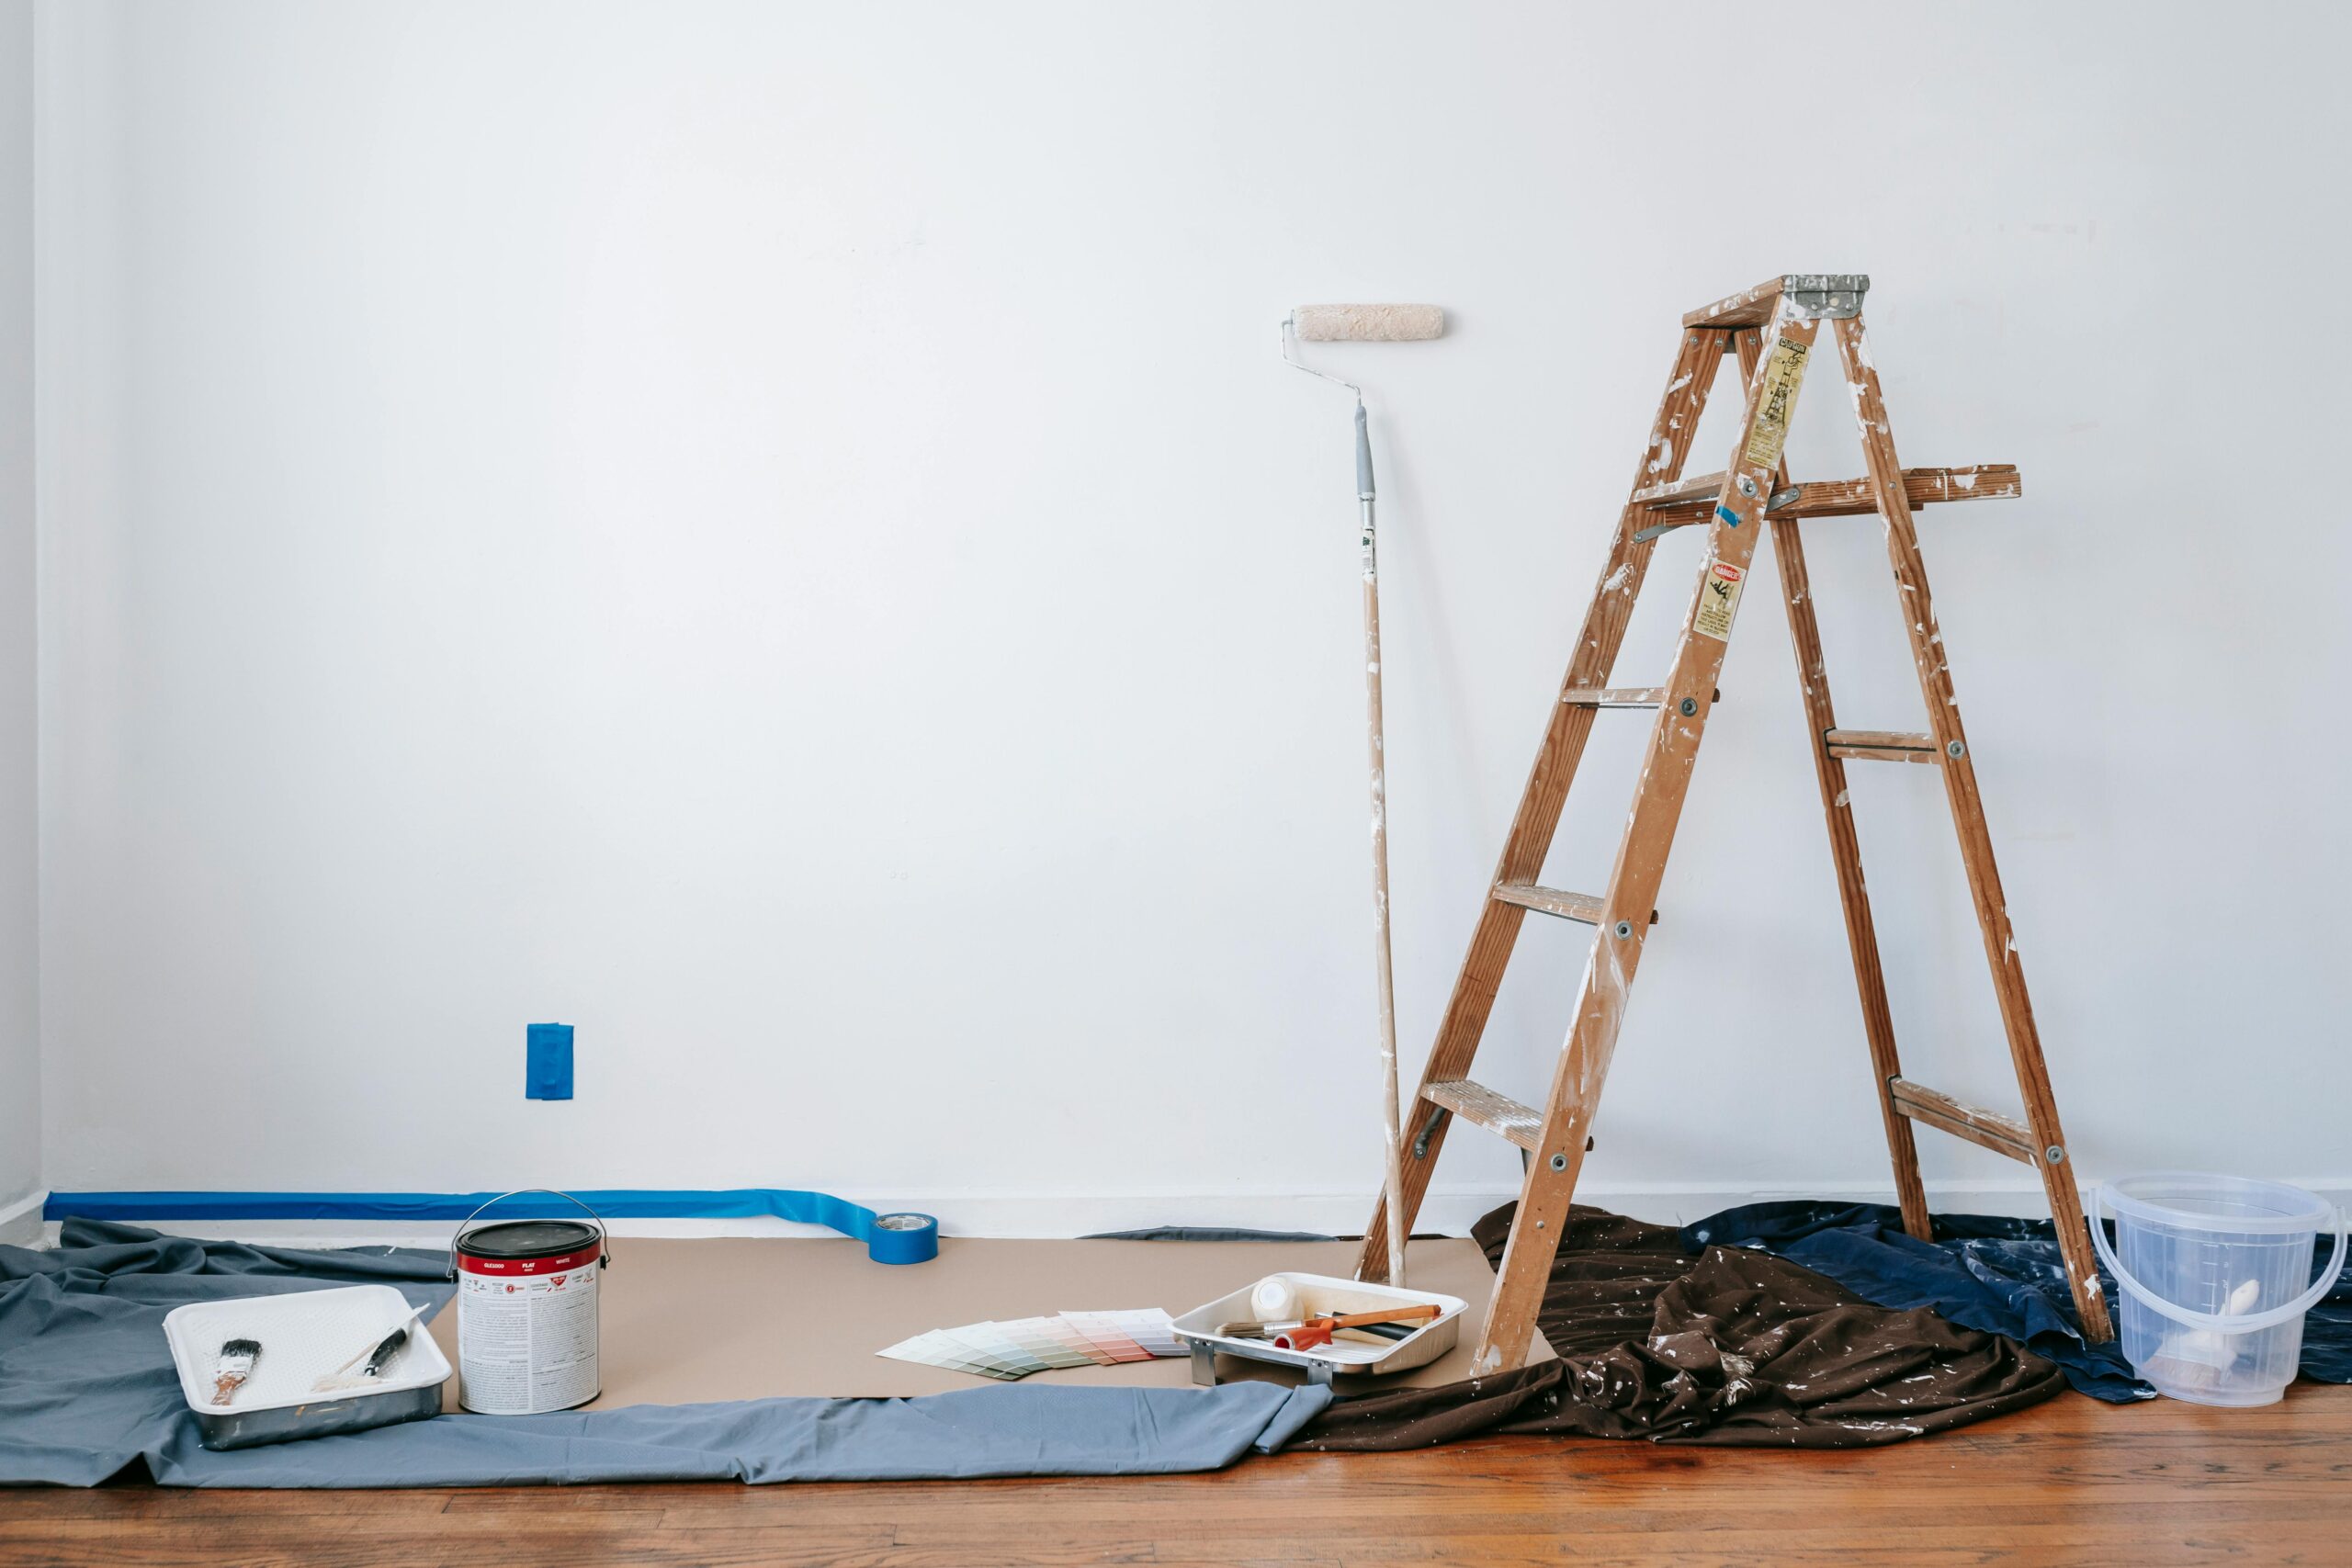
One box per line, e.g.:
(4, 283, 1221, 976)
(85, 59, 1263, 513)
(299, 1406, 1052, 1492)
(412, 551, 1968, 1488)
(0, 0, 36, 1245)
(31, 0, 2352, 1235)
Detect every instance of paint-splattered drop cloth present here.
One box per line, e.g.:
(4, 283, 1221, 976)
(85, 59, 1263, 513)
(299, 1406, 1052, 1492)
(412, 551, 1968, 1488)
(1296, 1205, 2064, 1450)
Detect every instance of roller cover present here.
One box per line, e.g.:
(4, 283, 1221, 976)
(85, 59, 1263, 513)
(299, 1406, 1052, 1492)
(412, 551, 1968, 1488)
(1293, 303, 1445, 343)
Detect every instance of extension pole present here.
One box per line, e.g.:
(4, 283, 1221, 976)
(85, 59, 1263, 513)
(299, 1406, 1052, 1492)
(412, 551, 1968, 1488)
(1282, 305, 1442, 1292)
(1356, 400, 1407, 1289)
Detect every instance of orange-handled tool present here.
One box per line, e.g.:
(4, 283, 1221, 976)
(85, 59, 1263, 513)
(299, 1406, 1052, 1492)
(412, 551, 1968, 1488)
(1269, 1303, 1440, 1351)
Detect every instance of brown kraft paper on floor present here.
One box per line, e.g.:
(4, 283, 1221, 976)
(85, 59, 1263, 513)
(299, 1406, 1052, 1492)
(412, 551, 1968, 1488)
(1294, 1204, 2068, 1450)
(425, 1235, 1548, 1408)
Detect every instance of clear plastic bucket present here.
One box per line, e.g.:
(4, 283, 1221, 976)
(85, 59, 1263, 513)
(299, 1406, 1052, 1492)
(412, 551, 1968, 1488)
(2092, 1173, 2345, 1407)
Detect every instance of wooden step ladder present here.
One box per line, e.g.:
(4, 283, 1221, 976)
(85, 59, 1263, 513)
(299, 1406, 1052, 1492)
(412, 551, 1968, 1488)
(1359, 274, 2114, 1374)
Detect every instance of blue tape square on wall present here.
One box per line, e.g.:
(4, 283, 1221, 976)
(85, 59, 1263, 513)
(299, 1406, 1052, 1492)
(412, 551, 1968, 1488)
(526, 1022, 573, 1100)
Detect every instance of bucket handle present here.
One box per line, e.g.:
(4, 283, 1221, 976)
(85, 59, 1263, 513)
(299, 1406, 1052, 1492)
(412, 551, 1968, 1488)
(446, 1189, 612, 1281)
(2090, 1185, 2346, 1335)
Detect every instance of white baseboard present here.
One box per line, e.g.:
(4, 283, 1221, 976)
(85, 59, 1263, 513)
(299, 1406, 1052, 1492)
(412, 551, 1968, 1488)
(0, 1190, 46, 1247)
(48, 1175, 2322, 1250)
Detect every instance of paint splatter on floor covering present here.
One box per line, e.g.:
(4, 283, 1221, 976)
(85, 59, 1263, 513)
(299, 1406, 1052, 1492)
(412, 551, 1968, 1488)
(1298, 1205, 2062, 1450)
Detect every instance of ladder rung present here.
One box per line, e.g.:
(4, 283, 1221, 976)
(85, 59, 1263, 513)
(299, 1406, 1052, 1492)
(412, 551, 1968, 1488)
(1636, 466, 2020, 536)
(1824, 729, 1939, 763)
(1423, 1078, 1544, 1153)
(1628, 471, 1725, 509)
(1559, 687, 1666, 708)
(1774, 465, 2020, 519)
(1887, 1077, 2038, 1164)
(1492, 883, 1659, 927)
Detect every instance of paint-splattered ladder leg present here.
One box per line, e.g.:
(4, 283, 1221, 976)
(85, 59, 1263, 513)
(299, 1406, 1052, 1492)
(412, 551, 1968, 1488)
(1737, 326, 1933, 1243)
(1355, 326, 1731, 1287)
(1472, 310, 1826, 1374)
(1828, 314, 2113, 1343)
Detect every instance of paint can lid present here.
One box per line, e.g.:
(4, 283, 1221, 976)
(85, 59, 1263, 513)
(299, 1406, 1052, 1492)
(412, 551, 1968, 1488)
(457, 1218, 599, 1260)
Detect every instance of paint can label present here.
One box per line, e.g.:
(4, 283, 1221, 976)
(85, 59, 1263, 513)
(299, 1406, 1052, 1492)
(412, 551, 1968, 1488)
(457, 1245, 600, 1415)
(1693, 560, 1747, 641)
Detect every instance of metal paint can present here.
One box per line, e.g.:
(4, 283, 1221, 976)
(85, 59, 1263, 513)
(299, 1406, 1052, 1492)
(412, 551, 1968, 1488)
(448, 1190, 608, 1415)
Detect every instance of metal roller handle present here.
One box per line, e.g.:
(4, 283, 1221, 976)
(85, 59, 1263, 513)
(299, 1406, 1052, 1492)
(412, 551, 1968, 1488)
(1354, 400, 1375, 502)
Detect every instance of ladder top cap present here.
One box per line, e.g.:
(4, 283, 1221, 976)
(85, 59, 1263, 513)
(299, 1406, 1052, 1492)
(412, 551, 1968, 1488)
(1685, 274, 1869, 328)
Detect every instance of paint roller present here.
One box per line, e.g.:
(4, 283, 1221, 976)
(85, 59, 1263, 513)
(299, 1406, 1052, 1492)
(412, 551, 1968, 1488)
(1281, 302, 1445, 1289)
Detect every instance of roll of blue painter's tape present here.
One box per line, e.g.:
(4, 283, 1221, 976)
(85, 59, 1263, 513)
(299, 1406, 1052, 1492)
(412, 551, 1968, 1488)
(866, 1212, 940, 1265)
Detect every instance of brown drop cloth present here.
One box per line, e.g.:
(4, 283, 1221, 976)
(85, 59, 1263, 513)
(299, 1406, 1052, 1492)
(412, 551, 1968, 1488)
(1295, 1204, 2067, 1450)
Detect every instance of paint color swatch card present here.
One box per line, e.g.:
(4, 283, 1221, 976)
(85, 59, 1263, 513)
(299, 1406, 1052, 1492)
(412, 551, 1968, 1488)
(876, 1330, 1023, 1381)
(989, 1317, 1103, 1370)
(1062, 1309, 1182, 1359)
(933, 1323, 1053, 1378)
(877, 1309, 1183, 1381)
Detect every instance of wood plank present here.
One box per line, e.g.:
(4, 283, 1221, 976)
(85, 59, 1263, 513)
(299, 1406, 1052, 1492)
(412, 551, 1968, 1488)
(1824, 728, 1936, 751)
(1828, 314, 2112, 1343)
(1779, 463, 2021, 516)
(1638, 465, 2021, 535)
(1682, 275, 1787, 328)
(1824, 728, 1938, 763)
(11, 1386, 2352, 1567)
(1421, 1078, 1544, 1153)
(1474, 307, 1829, 1374)
(1627, 469, 1727, 508)
(1747, 327, 1932, 1242)
(1557, 686, 1667, 708)
(1889, 1076, 2038, 1163)
(1826, 744, 1938, 764)
(1354, 324, 1734, 1287)
(1489, 883, 1657, 927)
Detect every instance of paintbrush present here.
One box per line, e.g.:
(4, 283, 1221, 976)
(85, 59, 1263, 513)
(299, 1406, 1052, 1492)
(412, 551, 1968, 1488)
(1215, 1303, 1440, 1338)
(314, 1302, 429, 1393)
(212, 1337, 261, 1406)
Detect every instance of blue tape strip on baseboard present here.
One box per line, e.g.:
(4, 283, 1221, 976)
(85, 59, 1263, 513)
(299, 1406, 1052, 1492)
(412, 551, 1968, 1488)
(41, 1189, 940, 1265)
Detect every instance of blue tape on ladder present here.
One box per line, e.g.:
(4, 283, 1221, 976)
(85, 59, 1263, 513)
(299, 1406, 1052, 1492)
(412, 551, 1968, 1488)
(41, 1190, 942, 1265)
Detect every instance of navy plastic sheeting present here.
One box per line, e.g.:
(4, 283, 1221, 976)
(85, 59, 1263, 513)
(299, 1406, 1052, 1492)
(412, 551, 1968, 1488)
(0, 1222, 1327, 1488)
(1684, 1202, 2352, 1404)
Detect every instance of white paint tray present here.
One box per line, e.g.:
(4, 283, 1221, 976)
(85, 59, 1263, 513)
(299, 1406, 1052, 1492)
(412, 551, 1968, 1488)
(163, 1285, 449, 1450)
(1171, 1271, 1464, 1386)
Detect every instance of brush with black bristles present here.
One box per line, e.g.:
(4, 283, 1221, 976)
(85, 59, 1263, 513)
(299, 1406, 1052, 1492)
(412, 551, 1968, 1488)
(313, 1302, 429, 1392)
(212, 1337, 261, 1406)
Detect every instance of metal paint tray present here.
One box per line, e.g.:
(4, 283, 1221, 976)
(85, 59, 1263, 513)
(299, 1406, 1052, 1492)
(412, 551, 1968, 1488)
(1171, 1271, 1464, 1386)
(163, 1285, 450, 1450)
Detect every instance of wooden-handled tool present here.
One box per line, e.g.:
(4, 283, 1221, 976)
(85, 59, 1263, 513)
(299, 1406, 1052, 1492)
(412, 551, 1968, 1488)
(1216, 1303, 1441, 1351)
(1283, 303, 1447, 1291)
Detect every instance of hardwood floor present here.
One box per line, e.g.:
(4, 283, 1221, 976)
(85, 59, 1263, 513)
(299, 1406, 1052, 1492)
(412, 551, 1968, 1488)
(3, 1384, 2346, 1566)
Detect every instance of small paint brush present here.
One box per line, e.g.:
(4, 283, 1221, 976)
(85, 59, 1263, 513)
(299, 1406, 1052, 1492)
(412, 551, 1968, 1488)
(315, 1302, 429, 1392)
(212, 1338, 261, 1406)
(1214, 1303, 1441, 1340)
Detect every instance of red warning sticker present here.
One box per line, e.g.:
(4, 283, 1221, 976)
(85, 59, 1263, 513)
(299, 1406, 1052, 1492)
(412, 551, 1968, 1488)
(1693, 559, 1747, 641)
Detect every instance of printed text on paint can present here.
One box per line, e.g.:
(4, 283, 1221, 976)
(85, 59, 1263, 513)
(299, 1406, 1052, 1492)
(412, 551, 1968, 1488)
(458, 1256, 600, 1414)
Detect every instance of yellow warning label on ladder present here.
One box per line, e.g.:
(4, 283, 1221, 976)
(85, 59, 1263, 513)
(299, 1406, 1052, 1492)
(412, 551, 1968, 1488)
(1693, 559, 1747, 640)
(1742, 335, 1809, 468)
